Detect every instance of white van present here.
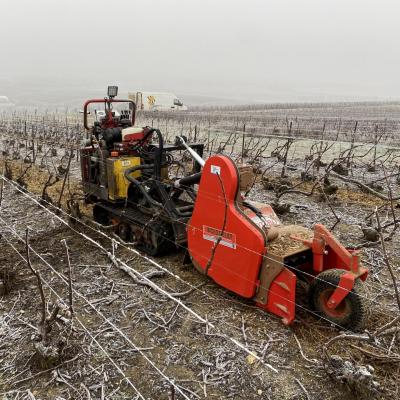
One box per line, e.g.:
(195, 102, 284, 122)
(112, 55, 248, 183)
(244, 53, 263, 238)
(128, 91, 187, 111)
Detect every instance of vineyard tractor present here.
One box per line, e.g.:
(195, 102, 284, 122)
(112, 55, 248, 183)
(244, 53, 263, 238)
(80, 86, 368, 330)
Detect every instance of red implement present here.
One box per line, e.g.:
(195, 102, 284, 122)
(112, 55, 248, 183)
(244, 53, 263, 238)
(187, 155, 368, 329)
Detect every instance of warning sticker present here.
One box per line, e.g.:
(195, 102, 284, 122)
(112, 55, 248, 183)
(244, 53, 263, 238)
(202, 225, 236, 249)
(210, 165, 221, 175)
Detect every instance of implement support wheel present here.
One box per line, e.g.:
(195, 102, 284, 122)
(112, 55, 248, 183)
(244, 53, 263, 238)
(309, 269, 366, 331)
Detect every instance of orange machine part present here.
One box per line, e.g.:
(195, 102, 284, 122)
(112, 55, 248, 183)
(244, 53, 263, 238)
(187, 155, 266, 298)
(257, 267, 297, 325)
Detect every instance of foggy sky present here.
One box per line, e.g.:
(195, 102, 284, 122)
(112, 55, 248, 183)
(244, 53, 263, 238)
(1, 0, 400, 104)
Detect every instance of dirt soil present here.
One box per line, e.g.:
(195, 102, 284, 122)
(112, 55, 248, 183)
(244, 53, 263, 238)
(0, 156, 399, 400)
(0, 158, 399, 399)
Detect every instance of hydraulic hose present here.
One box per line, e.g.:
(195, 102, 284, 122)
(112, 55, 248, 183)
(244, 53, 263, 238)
(175, 172, 202, 188)
(242, 200, 264, 219)
(124, 163, 193, 217)
(153, 129, 163, 179)
(124, 164, 162, 208)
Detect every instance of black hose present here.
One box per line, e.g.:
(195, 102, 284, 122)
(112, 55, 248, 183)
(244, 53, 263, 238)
(124, 163, 154, 178)
(124, 163, 192, 217)
(124, 164, 161, 207)
(177, 172, 202, 187)
(153, 129, 163, 179)
(242, 200, 264, 219)
(130, 127, 154, 151)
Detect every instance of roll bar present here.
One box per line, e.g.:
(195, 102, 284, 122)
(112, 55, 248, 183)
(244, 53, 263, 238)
(83, 98, 136, 130)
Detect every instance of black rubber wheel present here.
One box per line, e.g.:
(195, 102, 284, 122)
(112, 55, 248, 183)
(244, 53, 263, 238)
(137, 222, 174, 256)
(93, 204, 110, 226)
(308, 269, 366, 331)
(127, 183, 145, 208)
(118, 223, 131, 242)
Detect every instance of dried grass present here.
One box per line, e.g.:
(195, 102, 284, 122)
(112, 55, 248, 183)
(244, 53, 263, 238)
(0, 159, 84, 210)
(268, 225, 313, 255)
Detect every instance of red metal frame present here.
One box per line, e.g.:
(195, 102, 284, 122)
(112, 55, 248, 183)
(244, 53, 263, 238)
(326, 272, 356, 309)
(83, 98, 136, 130)
(291, 224, 368, 311)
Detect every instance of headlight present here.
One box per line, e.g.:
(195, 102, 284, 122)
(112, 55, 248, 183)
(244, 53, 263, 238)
(107, 86, 118, 98)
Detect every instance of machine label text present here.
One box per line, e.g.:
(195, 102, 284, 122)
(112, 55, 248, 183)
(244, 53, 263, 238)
(202, 225, 236, 249)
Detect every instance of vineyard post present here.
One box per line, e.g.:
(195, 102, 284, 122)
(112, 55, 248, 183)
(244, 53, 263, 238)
(0, 166, 4, 208)
(346, 121, 357, 169)
(241, 123, 246, 160)
(56, 149, 74, 209)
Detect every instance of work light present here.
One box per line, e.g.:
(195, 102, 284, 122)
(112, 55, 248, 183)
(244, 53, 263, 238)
(107, 86, 118, 98)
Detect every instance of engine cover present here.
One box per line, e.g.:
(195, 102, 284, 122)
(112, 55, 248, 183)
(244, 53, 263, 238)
(121, 127, 145, 142)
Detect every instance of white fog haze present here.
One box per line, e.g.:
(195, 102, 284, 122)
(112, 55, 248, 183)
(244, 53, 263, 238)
(1, 0, 399, 107)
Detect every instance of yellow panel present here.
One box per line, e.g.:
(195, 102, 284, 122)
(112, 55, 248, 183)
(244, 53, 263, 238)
(107, 157, 141, 200)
